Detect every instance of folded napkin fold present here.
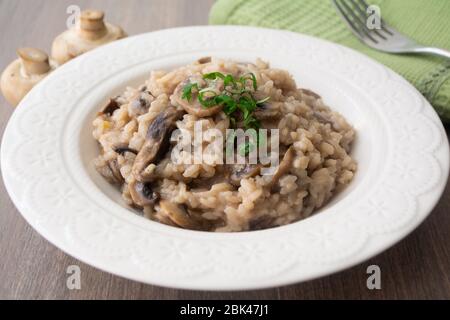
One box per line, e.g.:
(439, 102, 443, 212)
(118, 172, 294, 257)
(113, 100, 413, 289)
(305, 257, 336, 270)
(210, 0, 450, 123)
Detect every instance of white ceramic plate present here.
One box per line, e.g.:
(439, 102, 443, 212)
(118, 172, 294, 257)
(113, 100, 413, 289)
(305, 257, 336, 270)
(1, 26, 449, 291)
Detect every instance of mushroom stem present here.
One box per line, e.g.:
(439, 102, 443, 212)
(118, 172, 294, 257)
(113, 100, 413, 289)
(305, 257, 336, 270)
(1, 48, 54, 106)
(17, 48, 50, 76)
(51, 9, 126, 65)
(78, 10, 107, 40)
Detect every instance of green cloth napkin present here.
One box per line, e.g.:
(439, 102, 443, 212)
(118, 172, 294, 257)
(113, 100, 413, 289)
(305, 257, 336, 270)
(210, 0, 450, 123)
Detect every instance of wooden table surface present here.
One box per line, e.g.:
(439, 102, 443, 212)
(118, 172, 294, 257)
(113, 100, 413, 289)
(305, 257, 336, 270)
(1, 0, 449, 300)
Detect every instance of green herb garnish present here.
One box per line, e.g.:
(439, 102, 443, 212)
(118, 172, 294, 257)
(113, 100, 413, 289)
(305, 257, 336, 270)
(181, 71, 270, 155)
(256, 96, 271, 105)
(182, 82, 198, 101)
(240, 73, 257, 91)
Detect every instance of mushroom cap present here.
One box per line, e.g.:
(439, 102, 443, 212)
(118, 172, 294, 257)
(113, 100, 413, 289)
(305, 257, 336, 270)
(1, 48, 54, 106)
(51, 10, 127, 65)
(129, 179, 160, 207)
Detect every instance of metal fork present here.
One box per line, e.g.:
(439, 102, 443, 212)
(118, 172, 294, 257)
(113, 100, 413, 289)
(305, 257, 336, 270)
(333, 0, 450, 59)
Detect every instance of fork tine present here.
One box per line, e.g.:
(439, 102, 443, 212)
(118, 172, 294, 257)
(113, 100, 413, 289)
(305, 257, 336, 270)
(349, 0, 387, 40)
(333, 0, 362, 37)
(359, 0, 394, 36)
(336, 0, 378, 43)
(380, 21, 394, 36)
(333, 0, 368, 40)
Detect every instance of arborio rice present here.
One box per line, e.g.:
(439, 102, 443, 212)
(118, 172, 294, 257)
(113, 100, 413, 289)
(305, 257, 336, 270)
(93, 57, 357, 232)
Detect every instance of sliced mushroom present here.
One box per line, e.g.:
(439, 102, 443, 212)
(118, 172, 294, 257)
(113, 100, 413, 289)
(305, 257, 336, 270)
(301, 88, 321, 99)
(129, 91, 153, 117)
(197, 56, 212, 64)
(95, 158, 123, 184)
(109, 159, 124, 183)
(132, 106, 184, 181)
(129, 179, 160, 207)
(159, 200, 203, 230)
(313, 111, 342, 131)
(249, 216, 276, 231)
(254, 101, 282, 120)
(113, 145, 138, 156)
(266, 146, 295, 189)
(1, 48, 55, 106)
(100, 97, 120, 115)
(172, 78, 222, 117)
(51, 10, 127, 65)
(229, 164, 262, 186)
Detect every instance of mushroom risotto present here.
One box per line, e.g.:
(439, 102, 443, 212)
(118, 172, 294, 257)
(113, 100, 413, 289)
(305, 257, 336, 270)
(93, 58, 357, 232)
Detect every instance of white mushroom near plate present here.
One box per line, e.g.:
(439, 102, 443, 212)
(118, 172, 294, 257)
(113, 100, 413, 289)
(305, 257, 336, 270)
(51, 9, 127, 65)
(0, 48, 56, 106)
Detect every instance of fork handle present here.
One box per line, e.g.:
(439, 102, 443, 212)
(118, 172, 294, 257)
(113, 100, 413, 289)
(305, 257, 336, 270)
(412, 47, 450, 60)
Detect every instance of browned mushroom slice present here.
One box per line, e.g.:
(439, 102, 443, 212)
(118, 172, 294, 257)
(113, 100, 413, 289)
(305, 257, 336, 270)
(249, 216, 276, 230)
(109, 159, 124, 183)
(197, 56, 212, 64)
(172, 78, 222, 117)
(301, 88, 321, 99)
(313, 111, 341, 131)
(254, 102, 282, 120)
(266, 146, 295, 189)
(96, 159, 123, 184)
(129, 179, 160, 207)
(100, 98, 120, 115)
(159, 200, 203, 230)
(229, 164, 262, 186)
(132, 106, 184, 181)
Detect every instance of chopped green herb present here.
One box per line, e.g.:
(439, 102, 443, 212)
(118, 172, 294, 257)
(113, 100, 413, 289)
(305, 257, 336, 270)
(182, 71, 270, 155)
(203, 72, 225, 80)
(240, 73, 258, 91)
(181, 82, 198, 101)
(223, 74, 235, 87)
(198, 90, 218, 107)
(217, 95, 237, 114)
(256, 96, 271, 105)
(238, 129, 258, 156)
(239, 141, 255, 157)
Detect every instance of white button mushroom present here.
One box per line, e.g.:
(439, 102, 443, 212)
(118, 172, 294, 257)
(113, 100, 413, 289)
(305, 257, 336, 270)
(0, 48, 55, 106)
(51, 9, 127, 65)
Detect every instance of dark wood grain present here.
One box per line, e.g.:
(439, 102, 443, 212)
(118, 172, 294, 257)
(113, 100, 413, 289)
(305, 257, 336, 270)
(0, 0, 449, 300)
